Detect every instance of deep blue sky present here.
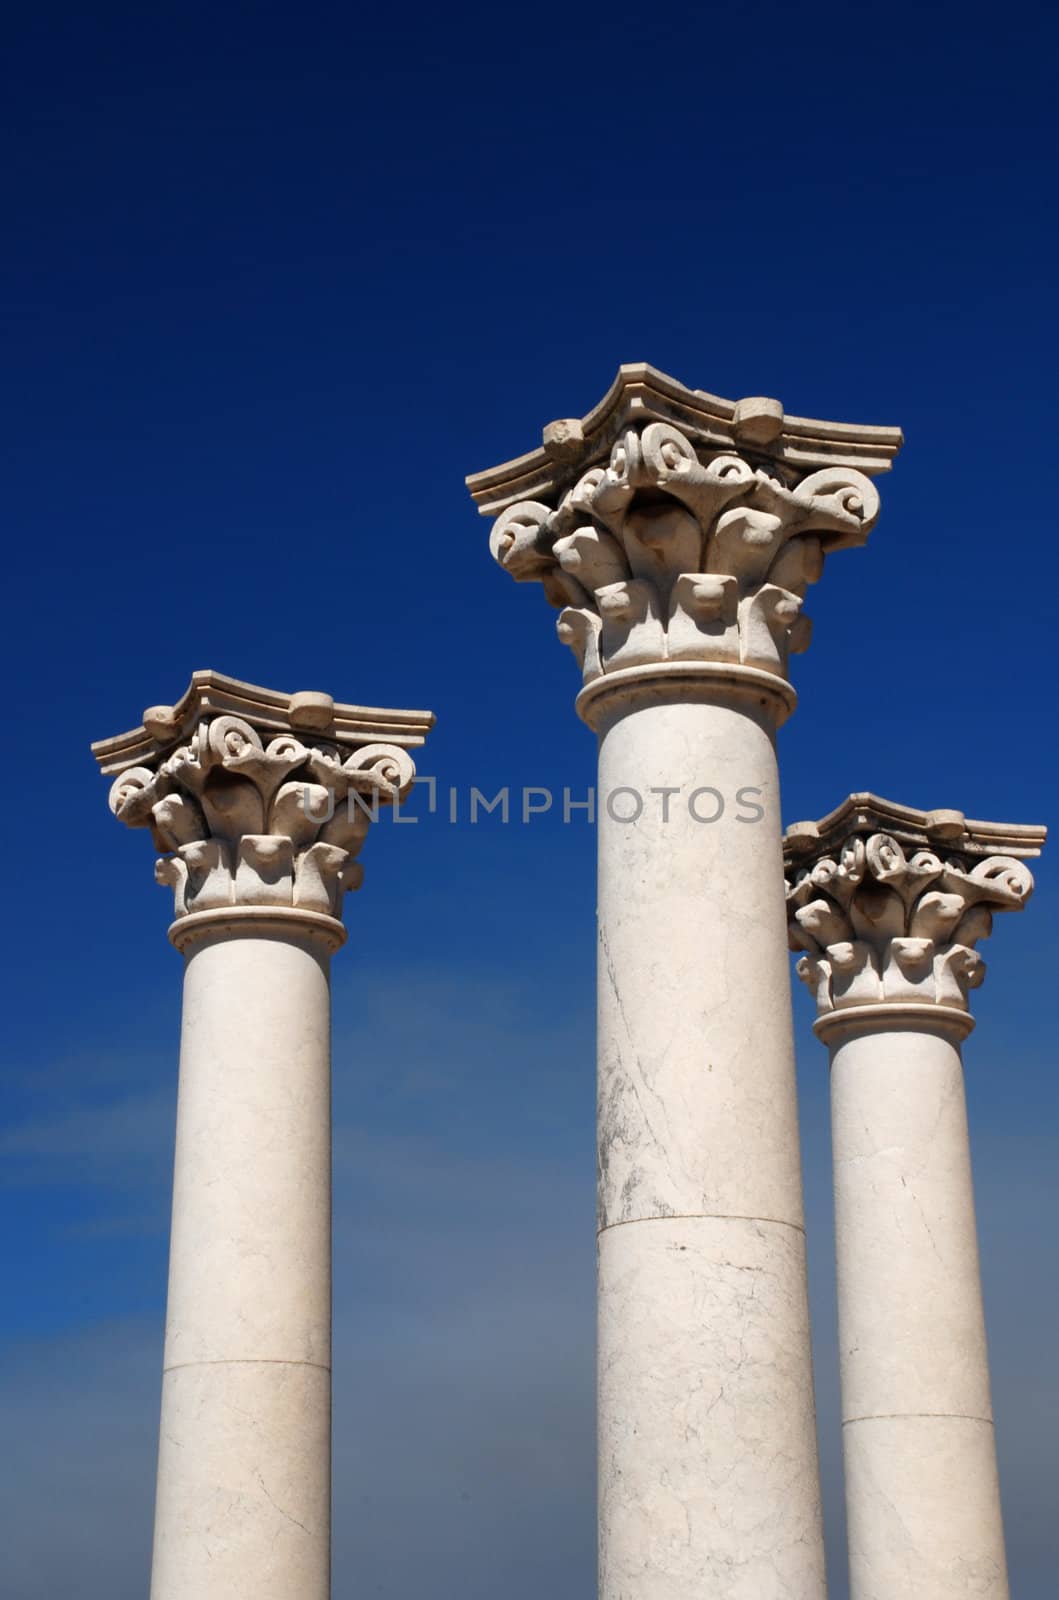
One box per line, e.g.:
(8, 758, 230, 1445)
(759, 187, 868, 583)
(2, 3, 1056, 1596)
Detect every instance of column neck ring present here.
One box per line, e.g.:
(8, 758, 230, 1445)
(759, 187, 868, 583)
(575, 660, 797, 732)
(168, 904, 347, 954)
(814, 1000, 975, 1045)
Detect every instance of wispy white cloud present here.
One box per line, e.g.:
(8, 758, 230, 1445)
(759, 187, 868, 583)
(0, 1090, 173, 1181)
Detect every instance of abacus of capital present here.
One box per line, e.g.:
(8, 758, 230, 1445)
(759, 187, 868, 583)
(786, 794, 1045, 1600)
(92, 671, 434, 1600)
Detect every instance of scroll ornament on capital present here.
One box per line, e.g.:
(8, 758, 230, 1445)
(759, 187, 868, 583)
(786, 834, 1035, 1015)
(108, 716, 416, 920)
(488, 422, 881, 684)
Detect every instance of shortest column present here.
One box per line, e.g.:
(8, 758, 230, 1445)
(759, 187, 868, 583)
(784, 794, 1045, 1600)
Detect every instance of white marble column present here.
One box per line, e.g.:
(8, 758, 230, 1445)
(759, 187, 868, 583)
(786, 794, 1046, 1600)
(93, 672, 433, 1600)
(468, 364, 903, 1599)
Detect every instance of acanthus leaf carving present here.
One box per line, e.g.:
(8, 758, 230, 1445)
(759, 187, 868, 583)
(108, 711, 417, 922)
(149, 792, 208, 854)
(557, 607, 604, 683)
(553, 526, 628, 592)
(486, 417, 884, 686)
(785, 826, 1037, 1016)
(666, 574, 739, 663)
(596, 579, 665, 672)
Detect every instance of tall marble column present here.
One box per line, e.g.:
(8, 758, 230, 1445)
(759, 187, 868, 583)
(92, 671, 433, 1600)
(467, 365, 903, 1599)
(785, 793, 1046, 1600)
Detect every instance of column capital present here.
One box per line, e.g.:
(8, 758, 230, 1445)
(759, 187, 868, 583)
(467, 363, 901, 720)
(784, 793, 1045, 1037)
(92, 670, 434, 934)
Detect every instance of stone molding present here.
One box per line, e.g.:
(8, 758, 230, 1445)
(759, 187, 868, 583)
(574, 658, 799, 732)
(93, 672, 434, 924)
(784, 794, 1045, 1020)
(468, 368, 900, 690)
(167, 904, 348, 954)
(92, 668, 432, 775)
(466, 362, 903, 515)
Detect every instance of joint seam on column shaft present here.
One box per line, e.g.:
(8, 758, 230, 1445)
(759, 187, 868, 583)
(843, 1411, 994, 1426)
(597, 1212, 805, 1237)
(163, 1358, 331, 1375)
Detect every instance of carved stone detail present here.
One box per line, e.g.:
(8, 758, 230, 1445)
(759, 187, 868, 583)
(486, 419, 880, 684)
(95, 674, 432, 923)
(784, 800, 1044, 1016)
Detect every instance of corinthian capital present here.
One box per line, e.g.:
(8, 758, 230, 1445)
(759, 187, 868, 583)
(92, 671, 434, 927)
(785, 794, 1045, 1025)
(467, 364, 901, 705)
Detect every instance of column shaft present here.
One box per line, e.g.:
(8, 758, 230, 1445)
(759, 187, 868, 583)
(595, 687, 825, 1600)
(829, 1019, 1008, 1599)
(150, 921, 334, 1600)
